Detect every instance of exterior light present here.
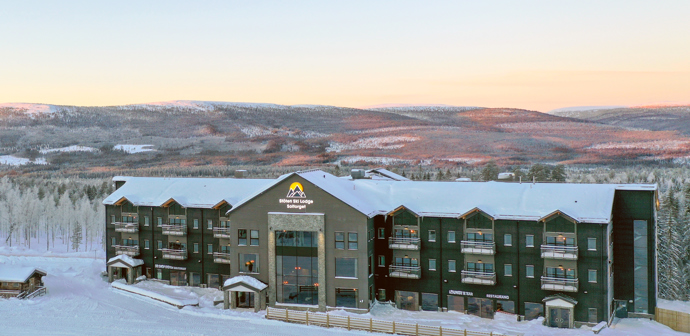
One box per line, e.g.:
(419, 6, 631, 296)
(478, 231, 482, 235)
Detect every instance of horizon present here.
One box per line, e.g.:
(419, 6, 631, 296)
(1, 1, 689, 112)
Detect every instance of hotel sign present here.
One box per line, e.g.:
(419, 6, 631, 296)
(448, 290, 473, 296)
(155, 264, 186, 271)
(487, 294, 509, 300)
(279, 182, 314, 210)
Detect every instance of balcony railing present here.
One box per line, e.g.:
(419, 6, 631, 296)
(213, 252, 232, 264)
(161, 224, 187, 236)
(113, 222, 139, 233)
(461, 270, 497, 285)
(541, 245, 578, 260)
(114, 245, 140, 256)
(213, 227, 232, 239)
(388, 237, 421, 250)
(541, 276, 579, 292)
(160, 248, 188, 260)
(388, 265, 421, 279)
(460, 241, 496, 255)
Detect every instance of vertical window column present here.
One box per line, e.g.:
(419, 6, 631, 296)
(633, 220, 649, 313)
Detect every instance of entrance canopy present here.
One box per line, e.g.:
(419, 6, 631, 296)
(223, 275, 267, 293)
(543, 293, 578, 308)
(107, 255, 144, 285)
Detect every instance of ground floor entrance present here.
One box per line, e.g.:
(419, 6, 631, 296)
(548, 307, 571, 328)
(467, 297, 494, 319)
(543, 294, 577, 329)
(170, 271, 187, 286)
(236, 292, 255, 308)
(395, 290, 419, 311)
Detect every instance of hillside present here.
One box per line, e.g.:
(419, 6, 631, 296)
(1, 101, 689, 175)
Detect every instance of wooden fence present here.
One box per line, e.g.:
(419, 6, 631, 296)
(266, 307, 514, 336)
(656, 307, 690, 333)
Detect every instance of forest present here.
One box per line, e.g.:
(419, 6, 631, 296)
(0, 163, 688, 300)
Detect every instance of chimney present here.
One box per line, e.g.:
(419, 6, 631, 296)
(234, 170, 247, 178)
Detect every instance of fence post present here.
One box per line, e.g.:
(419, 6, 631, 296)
(416, 323, 419, 336)
(286, 308, 289, 321)
(440, 326, 443, 336)
(326, 313, 330, 328)
(370, 317, 373, 332)
(392, 321, 396, 334)
(464, 329, 467, 336)
(348, 316, 351, 330)
(306, 311, 309, 326)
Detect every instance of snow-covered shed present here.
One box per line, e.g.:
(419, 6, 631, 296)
(107, 255, 144, 285)
(0, 267, 46, 299)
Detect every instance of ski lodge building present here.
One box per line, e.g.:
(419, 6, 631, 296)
(103, 169, 658, 328)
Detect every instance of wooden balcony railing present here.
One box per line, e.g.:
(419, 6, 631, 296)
(460, 241, 496, 255)
(213, 252, 232, 264)
(213, 227, 232, 239)
(160, 248, 187, 260)
(388, 237, 420, 250)
(161, 224, 187, 236)
(113, 222, 139, 233)
(114, 245, 139, 256)
(461, 270, 496, 285)
(388, 265, 421, 279)
(540, 245, 578, 260)
(541, 276, 579, 292)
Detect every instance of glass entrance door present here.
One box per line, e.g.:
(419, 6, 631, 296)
(549, 308, 571, 328)
(467, 298, 494, 319)
(237, 292, 254, 308)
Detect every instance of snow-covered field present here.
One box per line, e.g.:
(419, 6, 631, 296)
(0, 154, 48, 166)
(113, 144, 156, 153)
(0, 249, 685, 336)
(39, 145, 98, 154)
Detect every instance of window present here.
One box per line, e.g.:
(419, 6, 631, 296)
(335, 258, 357, 278)
(588, 308, 598, 323)
(524, 302, 544, 321)
(588, 237, 597, 251)
(378, 255, 385, 267)
(421, 293, 439, 311)
(526, 234, 534, 247)
(348, 232, 358, 250)
(144, 240, 150, 249)
(378, 288, 386, 301)
(111, 237, 116, 246)
(467, 232, 493, 242)
(239, 253, 258, 273)
(429, 230, 436, 242)
(207, 244, 213, 254)
(497, 300, 515, 314)
(335, 232, 345, 249)
(335, 288, 357, 308)
(156, 269, 162, 280)
(369, 255, 374, 275)
(448, 231, 456, 243)
(207, 219, 213, 230)
(448, 260, 456, 272)
(190, 272, 201, 286)
(526, 265, 534, 278)
(157, 217, 162, 227)
(378, 227, 385, 239)
(111, 215, 116, 223)
(504, 234, 512, 246)
(157, 240, 163, 249)
(546, 267, 576, 279)
(504, 264, 512, 276)
(144, 216, 150, 227)
(429, 259, 437, 271)
(447, 295, 464, 312)
(250, 230, 259, 246)
(238, 229, 247, 246)
(193, 219, 199, 229)
(208, 274, 220, 288)
(589, 269, 597, 283)
(193, 243, 199, 253)
(466, 262, 494, 273)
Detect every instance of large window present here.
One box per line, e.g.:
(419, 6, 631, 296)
(169, 217, 186, 226)
(335, 258, 357, 278)
(276, 255, 318, 305)
(421, 293, 439, 311)
(238, 229, 247, 246)
(335, 288, 357, 308)
(394, 228, 418, 239)
(497, 300, 515, 314)
(239, 253, 258, 273)
(250, 230, 259, 246)
(545, 267, 576, 279)
(276, 231, 317, 247)
(467, 232, 493, 242)
(546, 235, 574, 246)
(634, 220, 649, 313)
(524, 302, 544, 320)
(395, 290, 419, 311)
(447, 295, 464, 312)
(466, 262, 493, 273)
(467, 297, 493, 319)
(208, 274, 220, 288)
(394, 256, 418, 267)
(190, 272, 201, 287)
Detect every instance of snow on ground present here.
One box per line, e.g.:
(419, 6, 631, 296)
(113, 144, 156, 153)
(658, 299, 690, 315)
(112, 281, 199, 307)
(327, 136, 420, 152)
(39, 145, 98, 154)
(0, 155, 48, 166)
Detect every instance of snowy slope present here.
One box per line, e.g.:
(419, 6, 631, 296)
(0, 103, 58, 115)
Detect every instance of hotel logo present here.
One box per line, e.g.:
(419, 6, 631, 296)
(286, 182, 306, 198)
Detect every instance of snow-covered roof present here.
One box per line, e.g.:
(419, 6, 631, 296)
(103, 177, 274, 209)
(339, 168, 410, 181)
(107, 255, 144, 267)
(223, 275, 267, 291)
(229, 170, 656, 224)
(0, 266, 46, 283)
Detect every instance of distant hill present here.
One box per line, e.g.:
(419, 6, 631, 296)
(1, 101, 689, 173)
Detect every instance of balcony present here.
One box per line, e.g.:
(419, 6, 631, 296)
(113, 222, 138, 233)
(541, 245, 578, 260)
(461, 270, 496, 285)
(161, 224, 187, 236)
(388, 237, 420, 250)
(461, 241, 496, 255)
(541, 276, 578, 292)
(213, 227, 232, 239)
(160, 248, 188, 260)
(213, 252, 232, 264)
(389, 265, 421, 279)
(114, 245, 139, 256)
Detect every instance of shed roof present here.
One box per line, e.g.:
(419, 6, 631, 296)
(0, 267, 46, 283)
(107, 255, 144, 267)
(103, 177, 274, 209)
(223, 275, 267, 291)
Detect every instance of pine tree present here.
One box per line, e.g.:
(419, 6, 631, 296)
(71, 223, 83, 252)
(481, 160, 499, 181)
